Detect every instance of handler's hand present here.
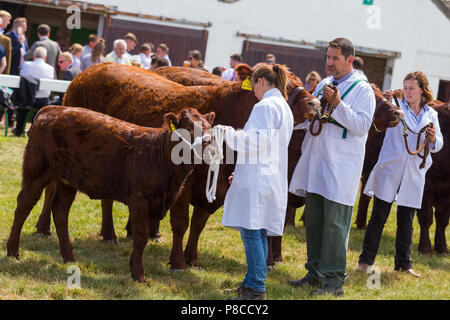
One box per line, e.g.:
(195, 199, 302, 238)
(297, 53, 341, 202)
(228, 173, 234, 184)
(323, 85, 341, 109)
(427, 125, 436, 144)
(383, 90, 394, 102)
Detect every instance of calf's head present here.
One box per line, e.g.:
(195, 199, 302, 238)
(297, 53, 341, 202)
(371, 84, 403, 132)
(164, 108, 215, 165)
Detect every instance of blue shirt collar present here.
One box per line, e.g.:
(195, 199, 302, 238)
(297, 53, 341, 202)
(332, 69, 356, 85)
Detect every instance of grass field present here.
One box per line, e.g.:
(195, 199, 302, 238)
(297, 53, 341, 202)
(0, 134, 448, 300)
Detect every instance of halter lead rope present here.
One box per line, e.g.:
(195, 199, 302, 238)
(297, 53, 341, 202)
(205, 125, 226, 203)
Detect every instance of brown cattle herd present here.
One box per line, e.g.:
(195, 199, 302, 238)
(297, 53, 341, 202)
(5, 63, 449, 281)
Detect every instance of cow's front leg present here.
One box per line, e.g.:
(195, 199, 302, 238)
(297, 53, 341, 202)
(129, 199, 149, 282)
(169, 191, 191, 271)
(184, 206, 211, 268)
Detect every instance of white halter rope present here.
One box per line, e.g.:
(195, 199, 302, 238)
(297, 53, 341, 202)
(205, 125, 226, 203)
(171, 129, 211, 160)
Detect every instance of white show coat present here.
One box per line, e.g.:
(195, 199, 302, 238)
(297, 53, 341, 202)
(221, 88, 294, 236)
(289, 72, 376, 206)
(364, 100, 443, 209)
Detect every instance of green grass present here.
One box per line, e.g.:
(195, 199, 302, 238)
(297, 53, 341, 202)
(0, 135, 448, 300)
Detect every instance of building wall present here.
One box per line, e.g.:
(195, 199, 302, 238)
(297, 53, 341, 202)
(85, 0, 449, 93)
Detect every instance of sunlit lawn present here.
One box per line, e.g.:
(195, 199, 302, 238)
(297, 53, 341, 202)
(0, 135, 448, 300)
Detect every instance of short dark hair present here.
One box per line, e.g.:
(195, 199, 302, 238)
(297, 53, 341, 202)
(353, 56, 364, 69)
(37, 24, 50, 36)
(157, 43, 169, 54)
(151, 55, 169, 68)
(124, 32, 138, 45)
(87, 34, 98, 44)
(328, 37, 355, 59)
(212, 66, 222, 76)
(140, 43, 152, 53)
(230, 53, 242, 62)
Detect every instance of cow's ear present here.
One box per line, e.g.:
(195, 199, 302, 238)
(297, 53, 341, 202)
(164, 112, 178, 131)
(235, 64, 252, 82)
(205, 112, 215, 125)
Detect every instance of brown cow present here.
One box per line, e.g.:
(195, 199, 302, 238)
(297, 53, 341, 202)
(149, 67, 406, 266)
(7, 106, 215, 282)
(152, 68, 405, 266)
(34, 63, 320, 271)
(155, 66, 230, 86)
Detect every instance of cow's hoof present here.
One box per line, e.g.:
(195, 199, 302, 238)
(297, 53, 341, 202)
(103, 239, 119, 245)
(7, 253, 19, 260)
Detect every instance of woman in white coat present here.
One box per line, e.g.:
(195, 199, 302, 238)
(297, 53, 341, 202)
(220, 64, 293, 300)
(357, 71, 443, 277)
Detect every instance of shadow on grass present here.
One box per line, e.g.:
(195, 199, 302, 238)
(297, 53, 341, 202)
(0, 231, 246, 299)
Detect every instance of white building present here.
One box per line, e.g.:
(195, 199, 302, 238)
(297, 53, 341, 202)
(2, 0, 449, 99)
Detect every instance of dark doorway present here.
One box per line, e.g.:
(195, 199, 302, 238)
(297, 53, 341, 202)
(356, 54, 387, 88)
(437, 80, 450, 102)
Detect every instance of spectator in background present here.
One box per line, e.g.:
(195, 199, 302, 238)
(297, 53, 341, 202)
(212, 66, 222, 77)
(80, 38, 105, 71)
(139, 43, 153, 69)
(0, 10, 11, 35)
(155, 43, 171, 66)
(13, 46, 54, 136)
(188, 49, 208, 72)
(81, 34, 98, 58)
(150, 55, 169, 70)
(69, 43, 83, 69)
(58, 51, 81, 81)
(0, 40, 6, 74)
(0, 14, 11, 74)
(353, 56, 368, 81)
(265, 53, 276, 65)
(124, 33, 138, 59)
(6, 17, 28, 75)
(305, 70, 322, 93)
(222, 53, 242, 81)
(103, 39, 130, 65)
(52, 52, 81, 105)
(24, 24, 62, 71)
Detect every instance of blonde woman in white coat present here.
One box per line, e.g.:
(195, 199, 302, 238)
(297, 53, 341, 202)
(358, 71, 443, 277)
(221, 64, 293, 300)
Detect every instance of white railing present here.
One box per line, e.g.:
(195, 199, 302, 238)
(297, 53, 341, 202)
(0, 74, 70, 93)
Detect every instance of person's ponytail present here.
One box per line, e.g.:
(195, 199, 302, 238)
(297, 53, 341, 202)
(272, 64, 289, 100)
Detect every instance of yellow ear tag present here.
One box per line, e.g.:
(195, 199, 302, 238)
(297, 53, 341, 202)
(241, 76, 253, 91)
(170, 121, 176, 132)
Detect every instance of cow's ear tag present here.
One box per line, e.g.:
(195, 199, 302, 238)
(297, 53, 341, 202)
(169, 121, 176, 132)
(241, 76, 253, 91)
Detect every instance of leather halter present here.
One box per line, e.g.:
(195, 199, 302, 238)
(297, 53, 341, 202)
(287, 86, 305, 106)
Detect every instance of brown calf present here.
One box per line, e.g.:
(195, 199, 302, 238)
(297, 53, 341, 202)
(7, 106, 215, 282)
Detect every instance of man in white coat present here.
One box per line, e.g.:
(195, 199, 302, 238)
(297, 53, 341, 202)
(288, 38, 375, 296)
(220, 64, 293, 300)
